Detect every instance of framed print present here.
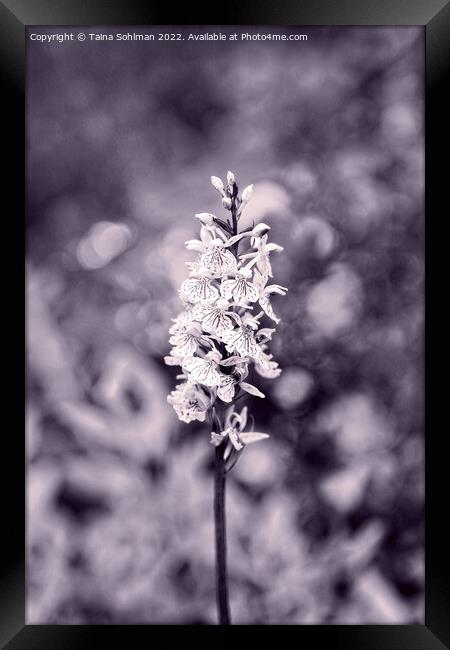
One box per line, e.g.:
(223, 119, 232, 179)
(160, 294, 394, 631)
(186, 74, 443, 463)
(2, 0, 449, 646)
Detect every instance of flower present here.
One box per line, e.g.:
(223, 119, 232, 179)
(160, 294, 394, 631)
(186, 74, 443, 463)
(200, 240, 237, 275)
(185, 223, 227, 253)
(167, 382, 210, 423)
(168, 322, 209, 356)
(255, 350, 282, 378)
(240, 233, 283, 278)
(195, 212, 215, 226)
(217, 375, 236, 403)
(220, 271, 259, 305)
(180, 274, 219, 304)
(168, 308, 196, 334)
(193, 298, 236, 335)
(221, 325, 261, 360)
(166, 170, 287, 453)
(210, 405, 269, 450)
(259, 284, 288, 324)
(251, 268, 288, 323)
(251, 223, 270, 238)
(183, 351, 224, 387)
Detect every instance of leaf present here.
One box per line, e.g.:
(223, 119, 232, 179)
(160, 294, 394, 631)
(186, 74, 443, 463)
(239, 432, 269, 446)
(240, 382, 265, 398)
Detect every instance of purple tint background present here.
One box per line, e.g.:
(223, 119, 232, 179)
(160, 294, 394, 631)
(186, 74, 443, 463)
(26, 26, 424, 624)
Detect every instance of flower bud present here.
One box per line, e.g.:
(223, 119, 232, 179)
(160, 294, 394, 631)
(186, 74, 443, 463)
(195, 212, 215, 226)
(222, 196, 232, 210)
(241, 184, 254, 203)
(211, 176, 225, 195)
(227, 171, 235, 186)
(252, 222, 270, 237)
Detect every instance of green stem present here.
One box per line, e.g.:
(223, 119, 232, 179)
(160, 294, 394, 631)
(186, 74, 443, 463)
(214, 444, 231, 624)
(230, 197, 239, 255)
(212, 189, 239, 625)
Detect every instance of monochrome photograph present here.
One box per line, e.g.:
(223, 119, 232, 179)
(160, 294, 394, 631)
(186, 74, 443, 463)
(26, 25, 424, 625)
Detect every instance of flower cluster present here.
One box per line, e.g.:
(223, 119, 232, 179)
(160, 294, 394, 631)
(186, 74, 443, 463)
(166, 171, 287, 453)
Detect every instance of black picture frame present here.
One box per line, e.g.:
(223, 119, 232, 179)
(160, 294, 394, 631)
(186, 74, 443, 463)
(3, 0, 449, 646)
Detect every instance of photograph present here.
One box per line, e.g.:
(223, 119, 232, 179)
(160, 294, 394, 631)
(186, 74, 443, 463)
(26, 25, 424, 625)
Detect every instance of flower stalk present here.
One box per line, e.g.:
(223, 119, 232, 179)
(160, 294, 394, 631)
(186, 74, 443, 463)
(214, 442, 231, 624)
(166, 171, 287, 624)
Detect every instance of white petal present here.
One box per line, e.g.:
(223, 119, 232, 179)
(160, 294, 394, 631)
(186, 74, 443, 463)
(181, 277, 219, 304)
(265, 284, 288, 295)
(238, 406, 248, 431)
(251, 223, 270, 237)
(240, 382, 265, 398)
(253, 268, 269, 291)
(183, 356, 222, 387)
(256, 255, 273, 278)
(217, 377, 235, 403)
(239, 432, 269, 446)
(200, 225, 215, 245)
(255, 358, 282, 378)
(220, 279, 235, 300)
(233, 278, 259, 304)
(201, 247, 237, 274)
(222, 328, 259, 359)
(211, 431, 227, 446)
(164, 355, 182, 366)
(257, 328, 276, 340)
(223, 232, 250, 247)
(202, 308, 234, 334)
(259, 294, 280, 323)
(185, 239, 205, 252)
(239, 252, 258, 260)
(228, 427, 243, 451)
(195, 213, 215, 226)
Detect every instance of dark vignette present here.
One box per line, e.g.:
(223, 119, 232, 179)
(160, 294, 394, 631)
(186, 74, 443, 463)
(0, 0, 447, 647)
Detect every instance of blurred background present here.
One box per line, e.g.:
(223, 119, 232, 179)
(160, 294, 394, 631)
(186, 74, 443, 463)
(26, 26, 424, 624)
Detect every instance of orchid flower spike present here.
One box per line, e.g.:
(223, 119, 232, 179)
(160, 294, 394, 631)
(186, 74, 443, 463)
(166, 171, 286, 457)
